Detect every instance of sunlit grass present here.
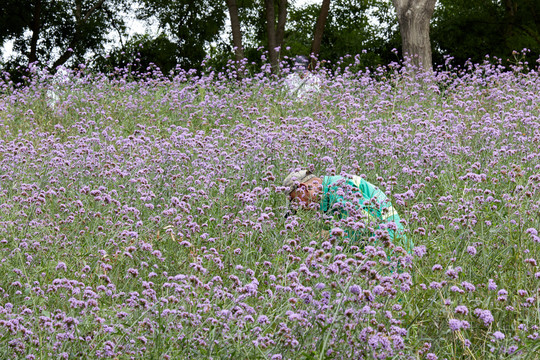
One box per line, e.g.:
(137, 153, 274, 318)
(0, 59, 539, 359)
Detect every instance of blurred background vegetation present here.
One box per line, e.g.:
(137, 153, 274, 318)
(0, 0, 539, 79)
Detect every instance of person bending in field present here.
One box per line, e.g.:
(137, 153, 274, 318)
(283, 169, 413, 253)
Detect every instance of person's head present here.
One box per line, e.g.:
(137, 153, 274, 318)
(293, 55, 310, 76)
(283, 170, 323, 210)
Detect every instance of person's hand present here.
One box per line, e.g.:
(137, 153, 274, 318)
(319, 230, 329, 239)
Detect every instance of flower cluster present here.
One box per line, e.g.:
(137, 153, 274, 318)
(0, 55, 539, 358)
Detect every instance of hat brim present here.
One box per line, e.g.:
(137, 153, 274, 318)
(285, 174, 316, 195)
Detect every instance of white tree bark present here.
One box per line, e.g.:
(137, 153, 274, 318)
(392, 0, 437, 71)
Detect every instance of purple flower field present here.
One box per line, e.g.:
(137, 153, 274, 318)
(0, 57, 539, 359)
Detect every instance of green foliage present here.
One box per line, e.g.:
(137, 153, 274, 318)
(432, 0, 540, 67)
(0, 0, 32, 44)
(284, 0, 401, 71)
(136, 0, 227, 70)
(208, 0, 402, 73)
(0, 0, 128, 70)
(93, 34, 179, 75)
(318, 0, 399, 69)
(2, 0, 540, 74)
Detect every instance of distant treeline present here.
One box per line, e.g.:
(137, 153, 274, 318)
(0, 0, 538, 76)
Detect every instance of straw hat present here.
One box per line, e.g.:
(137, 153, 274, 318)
(282, 169, 316, 195)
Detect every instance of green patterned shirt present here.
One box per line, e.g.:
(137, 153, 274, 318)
(320, 175, 413, 252)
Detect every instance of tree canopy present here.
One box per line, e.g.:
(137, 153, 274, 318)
(1, 0, 539, 75)
(0, 0, 128, 72)
(136, 0, 226, 70)
(432, 0, 540, 66)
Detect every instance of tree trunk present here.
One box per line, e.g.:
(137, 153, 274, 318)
(504, 0, 516, 49)
(310, 0, 330, 69)
(392, 0, 437, 71)
(226, 0, 244, 63)
(51, 0, 106, 70)
(29, 0, 42, 64)
(275, 0, 287, 49)
(265, 0, 279, 71)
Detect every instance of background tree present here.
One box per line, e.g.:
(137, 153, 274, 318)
(137, 0, 226, 70)
(227, 0, 245, 63)
(392, 0, 437, 70)
(310, 0, 331, 68)
(287, 0, 397, 70)
(264, 0, 287, 72)
(3, 0, 539, 75)
(432, 0, 540, 67)
(0, 0, 127, 72)
(0, 0, 33, 60)
(183, 0, 261, 72)
(93, 33, 178, 75)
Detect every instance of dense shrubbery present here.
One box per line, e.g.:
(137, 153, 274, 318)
(0, 57, 539, 359)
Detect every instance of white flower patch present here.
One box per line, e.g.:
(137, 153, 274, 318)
(284, 72, 322, 100)
(46, 67, 80, 109)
